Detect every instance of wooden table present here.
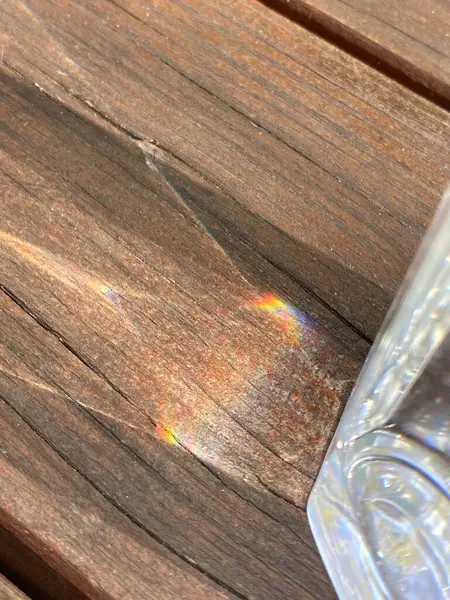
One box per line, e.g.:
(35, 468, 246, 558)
(0, 1, 448, 598)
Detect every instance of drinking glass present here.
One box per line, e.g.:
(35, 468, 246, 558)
(308, 190, 450, 600)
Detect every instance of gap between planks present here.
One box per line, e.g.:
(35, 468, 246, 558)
(260, 0, 450, 109)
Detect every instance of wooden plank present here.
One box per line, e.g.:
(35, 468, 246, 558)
(0, 574, 30, 600)
(271, 0, 450, 101)
(0, 527, 88, 600)
(0, 399, 240, 600)
(0, 69, 367, 599)
(2, 0, 449, 339)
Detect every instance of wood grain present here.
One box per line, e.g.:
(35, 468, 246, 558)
(2, 0, 449, 339)
(0, 575, 30, 600)
(0, 68, 369, 599)
(0, 527, 88, 600)
(0, 398, 240, 600)
(2, 1, 448, 596)
(271, 0, 450, 101)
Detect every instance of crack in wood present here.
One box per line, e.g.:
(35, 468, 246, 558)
(0, 392, 248, 600)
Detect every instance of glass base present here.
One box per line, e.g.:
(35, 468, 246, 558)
(308, 190, 450, 599)
(308, 429, 450, 600)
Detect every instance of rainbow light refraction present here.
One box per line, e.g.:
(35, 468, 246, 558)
(152, 292, 310, 449)
(155, 424, 179, 445)
(2, 231, 331, 467)
(252, 293, 305, 342)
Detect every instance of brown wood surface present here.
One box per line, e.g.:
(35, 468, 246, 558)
(2, 0, 449, 340)
(0, 527, 88, 600)
(272, 0, 450, 101)
(0, 69, 368, 599)
(0, 574, 30, 600)
(1, 0, 449, 598)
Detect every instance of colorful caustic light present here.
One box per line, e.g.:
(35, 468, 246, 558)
(252, 292, 306, 342)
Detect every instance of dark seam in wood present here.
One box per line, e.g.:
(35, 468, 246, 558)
(76, 0, 417, 247)
(160, 0, 446, 178)
(254, 474, 298, 507)
(1, 341, 288, 545)
(217, 3, 449, 151)
(231, 237, 372, 346)
(104, 0, 402, 205)
(0, 281, 314, 484)
(2, 65, 372, 345)
(136, 152, 373, 346)
(258, 0, 450, 110)
(38, 370, 319, 556)
(0, 511, 98, 600)
(335, 0, 449, 57)
(172, 437, 319, 553)
(0, 284, 146, 413)
(170, 0, 448, 163)
(43, 380, 269, 558)
(0, 392, 248, 600)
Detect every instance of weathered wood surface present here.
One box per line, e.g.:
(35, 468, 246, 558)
(2, 0, 449, 340)
(0, 527, 88, 600)
(0, 574, 30, 600)
(272, 0, 450, 101)
(0, 69, 370, 599)
(1, 0, 449, 598)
